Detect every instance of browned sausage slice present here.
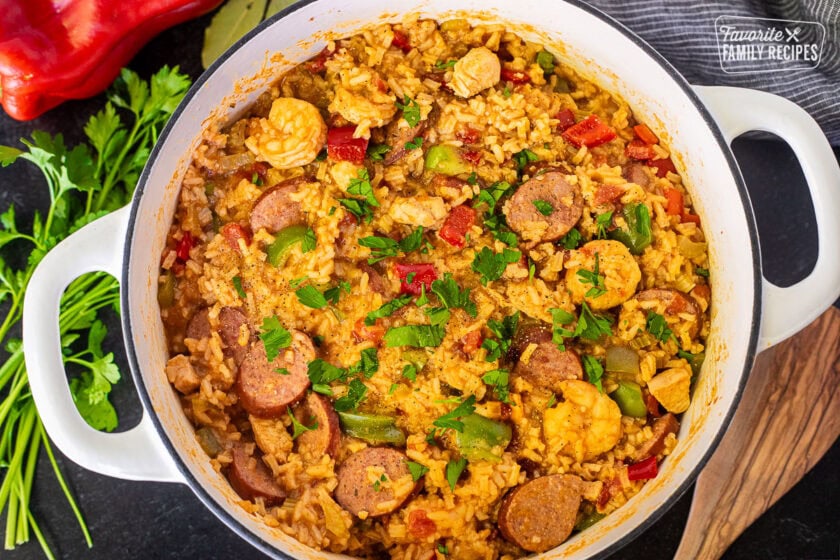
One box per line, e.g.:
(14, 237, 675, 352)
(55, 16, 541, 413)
(622, 162, 650, 188)
(498, 474, 584, 552)
(509, 320, 583, 392)
(228, 445, 286, 507)
(634, 413, 680, 461)
(503, 171, 583, 243)
(236, 331, 315, 418)
(218, 307, 251, 365)
(383, 107, 436, 165)
(636, 289, 701, 337)
(186, 307, 211, 341)
(249, 177, 306, 234)
(295, 393, 341, 458)
(335, 447, 419, 518)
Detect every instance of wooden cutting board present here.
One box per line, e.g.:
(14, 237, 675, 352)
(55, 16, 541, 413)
(675, 306, 840, 559)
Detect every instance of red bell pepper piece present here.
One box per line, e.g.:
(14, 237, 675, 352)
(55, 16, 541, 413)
(456, 127, 480, 145)
(500, 68, 531, 84)
(633, 123, 659, 145)
(664, 187, 684, 216)
(681, 212, 701, 225)
(627, 456, 658, 481)
(407, 509, 437, 539)
(647, 157, 677, 178)
(395, 263, 437, 295)
(459, 330, 483, 357)
(594, 184, 624, 205)
(327, 126, 369, 165)
(0, 0, 222, 121)
(554, 108, 576, 131)
(221, 223, 251, 252)
(438, 205, 476, 248)
(461, 150, 482, 166)
(353, 318, 386, 346)
(391, 29, 412, 53)
(625, 139, 657, 161)
(306, 46, 335, 74)
(562, 115, 616, 148)
(175, 231, 194, 262)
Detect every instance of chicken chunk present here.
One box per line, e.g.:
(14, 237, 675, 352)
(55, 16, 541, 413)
(165, 354, 201, 394)
(451, 47, 501, 98)
(388, 195, 448, 228)
(245, 98, 327, 169)
(647, 366, 691, 413)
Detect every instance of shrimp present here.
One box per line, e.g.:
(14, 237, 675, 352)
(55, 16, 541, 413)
(564, 239, 641, 310)
(245, 97, 327, 169)
(451, 47, 501, 98)
(543, 379, 623, 462)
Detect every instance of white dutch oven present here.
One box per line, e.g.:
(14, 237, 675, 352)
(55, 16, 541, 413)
(21, 1, 840, 558)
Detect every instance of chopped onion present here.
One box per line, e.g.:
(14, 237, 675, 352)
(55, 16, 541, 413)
(678, 237, 707, 259)
(217, 151, 255, 172)
(605, 346, 640, 375)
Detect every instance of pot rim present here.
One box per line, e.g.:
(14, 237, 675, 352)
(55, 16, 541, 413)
(121, 1, 762, 558)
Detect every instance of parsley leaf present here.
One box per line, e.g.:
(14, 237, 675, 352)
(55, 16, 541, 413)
(365, 294, 413, 325)
(339, 168, 378, 224)
(433, 395, 477, 433)
(481, 312, 519, 362)
(431, 273, 477, 317)
(576, 252, 607, 298)
(476, 181, 513, 215)
(296, 284, 329, 309)
(405, 137, 423, 151)
(548, 307, 575, 351)
(323, 281, 351, 305)
(646, 311, 673, 342)
(274, 367, 290, 375)
(582, 355, 604, 393)
(445, 458, 468, 491)
(595, 211, 613, 239)
(574, 302, 613, 341)
(471, 247, 521, 285)
(512, 148, 538, 171)
(402, 363, 418, 382)
(559, 228, 582, 250)
(301, 227, 317, 253)
(338, 197, 375, 224)
(307, 358, 348, 394)
(434, 59, 457, 70)
(533, 199, 554, 216)
(407, 461, 430, 481)
(259, 316, 292, 361)
(232, 275, 246, 298)
(368, 143, 392, 161)
(536, 50, 555, 76)
(359, 226, 424, 264)
(334, 378, 368, 412)
(696, 267, 709, 278)
(349, 348, 379, 378)
(482, 369, 510, 403)
(384, 325, 446, 348)
(546, 393, 557, 409)
(288, 407, 318, 439)
(395, 95, 421, 127)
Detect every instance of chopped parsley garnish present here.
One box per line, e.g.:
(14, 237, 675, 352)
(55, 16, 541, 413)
(339, 168, 378, 224)
(559, 227, 582, 250)
(532, 199, 554, 216)
(402, 363, 418, 382)
(437, 543, 450, 556)
(372, 473, 388, 492)
(476, 181, 513, 214)
(546, 393, 557, 409)
(595, 211, 613, 239)
(358, 226, 424, 264)
(548, 307, 575, 351)
(434, 59, 457, 70)
(471, 247, 521, 285)
(528, 258, 536, 281)
(288, 407, 318, 439)
(646, 311, 674, 342)
(349, 347, 379, 378)
(481, 312, 519, 362)
(431, 274, 477, 318)
(407, 461, 430, 481)
(425, 306, 451, 326)
(476, 181, 518, 247)
(582, 355, 604, 393)
(301, 227, 317, 253)
(445, 458, 468, 491)
(576, 252, 606, 298)
(512, 148, 538, 171)
(384, 325, 446, 348)
(395, 95, 421, 127)
(467, 172, 478, 185)
(389, 383, 399, 395)
(536, 50, 555, 76)
(574, 301, 613, 340)
(482, 369, 510, 403)
(503, 85, 512, 98)
(295, 284, 329, 309)
(334, 378, 368, 412)
(232, 275, 246, 298)
(365, 294, 412, 325)
(323, 281, 351, 305)
(259, 316, 292, 361)
(433, 395, 477, 433)
(404, 137, 423, 151)
(274, 367, 290, 375)
(307, 359, 348, 394)
(696, 266, 710, 278)
(290, 275, 308, 289)
(251, 172, 263, 186)
(368, 143, 392, 161)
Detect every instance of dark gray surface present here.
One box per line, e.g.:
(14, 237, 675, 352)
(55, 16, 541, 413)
(0, 10, 838, 560)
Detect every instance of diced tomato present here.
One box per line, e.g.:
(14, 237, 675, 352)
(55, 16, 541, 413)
(221, 223, 251, 252)
(554, 108, 576, 131)
(500, 67, 531, 84)
(594, 184, 624, 205)
(353, 318, 386, 346)
(395, 263, 437, 295)
(327, 126, 369, 165)
(645, 392, 662, 418)
(456, 127, 481, 145)
(633, 123, 659, 145)
(439, 205, 476, 248)
(175, 232, 194, 262)
(627, 456, 658, 481)
(391, 29, 412, 53)
(647, 157, 676, 178)
(407, 509, 437, 539)
(306, 46, 334, 74)
(462, 150, 482, 165)
(562, 115, 616, 148)
(459, 330, 483, 357)
(597, 485, 611, 508)
(664, 187, 684, 216)
(625, 139, 657, 161)
(681, 212, 701, 226)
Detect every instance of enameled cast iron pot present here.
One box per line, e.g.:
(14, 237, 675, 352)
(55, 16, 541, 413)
(22, 1, 840, 558)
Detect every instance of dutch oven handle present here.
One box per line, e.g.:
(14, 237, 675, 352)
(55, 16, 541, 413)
(22, 206, 184, 483)
(694, 86, 840, 349)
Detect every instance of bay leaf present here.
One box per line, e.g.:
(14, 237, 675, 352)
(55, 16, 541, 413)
(201, 0, 269, 69)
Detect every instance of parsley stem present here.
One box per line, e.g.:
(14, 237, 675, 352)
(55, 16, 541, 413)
(95, 119, 143, 211)
(27, 508, 56, 560)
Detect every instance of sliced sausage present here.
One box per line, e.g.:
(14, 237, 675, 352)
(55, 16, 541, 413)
(294, 393, 341, 458)
(634, 413, 680, 461)
(383, 107, 435, 165)
(236, 331, 315, 418)
(498, 474, 584, 553)
(186, 307, 211, 341)
(636, 289, 701, 337)
(503, 171, 583, 244)
(334, 213, 358, 257)
(359, 262, 388, 295)
(622, 162, 650, 188)
(509, 320, 583, 391)
(218, 307, 251, 365)
(250, 415, 294, 463)
(335, 447, 419, 517)
(249, 177, 306, 234)
(228, 445, 286, 507)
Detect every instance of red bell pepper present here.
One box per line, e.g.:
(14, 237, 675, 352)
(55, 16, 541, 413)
(562, 115, 616, 148)
(395, 262, 437, 295)
(439, 205, 476, 248)
(0, 0, 222, 121)
(306, 46, 335, 74)
(459, 330, 483, 357)
(647, 157, 677, 178)
(176, 231, 194, 262)
(461, 150, 482, 166)
(500, 68, 531, 84)
(594, 184, 624, 205)
(664, 187, 684, 216)
(353, 318, 386, 346)
(456, 127, 480, 145)
(625, 139, 657, 161)
(391, 30, 412, 53)
(627, 456, 658, 481)
(554, 108, 576, 131)
(633, 123, 659, 145)
(327, 126, 369, 165)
